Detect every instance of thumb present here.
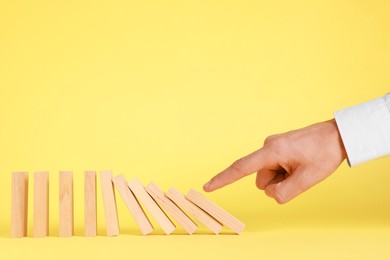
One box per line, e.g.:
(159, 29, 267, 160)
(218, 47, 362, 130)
(264, 167, 314, 204)
(203, 148, 270, 192)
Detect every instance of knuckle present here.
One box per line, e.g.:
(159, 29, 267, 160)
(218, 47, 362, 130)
(256, 180, 264, 190)
(231, 158, 247, 172)
(272, 187, 288, 204)
(263, 135, 276, 145)
(264, 135, 287, 150)
(274, 194, 288, 204)
(256, 180, 266, 190)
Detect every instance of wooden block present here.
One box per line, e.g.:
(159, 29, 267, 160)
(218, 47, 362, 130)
(166, 187, 222, 234)
(128, 178, 175, 235)
(33, 171, 49, 237)
(11, 172, 29, 238)
(113, 175, 153, 235)
(100, 170, 119, 236)
(186, 189, 245, 234)
(84, 171, 97, 237)
(145, 182, 197, 234)
(59, 171, 74, 237)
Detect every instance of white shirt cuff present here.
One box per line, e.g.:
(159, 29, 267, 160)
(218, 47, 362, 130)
(334, 95, 390, 167)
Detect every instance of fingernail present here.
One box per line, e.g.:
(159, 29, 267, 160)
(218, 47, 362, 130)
(203, 181, 211, 190)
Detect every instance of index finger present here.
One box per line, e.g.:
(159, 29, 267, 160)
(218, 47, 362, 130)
(203, 147, 269, 192)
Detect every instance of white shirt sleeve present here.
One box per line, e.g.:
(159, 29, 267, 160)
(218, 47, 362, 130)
(334, 93, 390, 167)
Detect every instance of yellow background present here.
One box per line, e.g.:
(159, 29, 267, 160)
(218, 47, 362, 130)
(0, 0, 389, 259)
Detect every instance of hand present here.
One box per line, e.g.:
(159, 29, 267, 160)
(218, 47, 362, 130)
(203, 119, 347, 204)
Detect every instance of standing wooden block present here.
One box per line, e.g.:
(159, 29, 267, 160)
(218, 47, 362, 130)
(59, 171, 74, 237)
(186, 189, 245, 234)
(84, 171, 97, 237)
(100, 170, 119, 236)
(113, 175, 153, 235)
(166, 187, 223, 234)
(145, 182, 197, 234)
(11, 172, 29, 238)
(33, 171, 49, 237)
(128, 178, 175, 235)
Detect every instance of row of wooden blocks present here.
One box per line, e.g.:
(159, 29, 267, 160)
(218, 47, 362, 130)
(11, 171, 245, 237)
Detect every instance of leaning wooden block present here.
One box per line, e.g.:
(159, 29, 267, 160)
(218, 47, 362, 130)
(84, 171, 97, 237)
(113, 175, 153, 235)
(186, 189, 245, 234)
(33, 171, 49, 237)
(11, 172, 29, 238)
(145, 182, 197, 234)
(128, 178, 175, 235)
(100, 170, 119, 236)
(166, 187, 222, 235)
(59, 171, 74, 237)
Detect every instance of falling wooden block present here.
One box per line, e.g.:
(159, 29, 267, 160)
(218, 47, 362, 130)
(59, 171, 74, 237)
(128, 178, 175, 235)
(186, 189, 245, 234)
(145, 182, 197, 234)
(113, 175, 153, 235)
(166, 187, 222, 234)
(84, 171, 97, 237)
(33, 171, 49, 237)
(100, 170, 119, 236)
(11, 172, 29, 238)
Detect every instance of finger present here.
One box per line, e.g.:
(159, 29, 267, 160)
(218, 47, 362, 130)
(256, 166, 287, 190)
(263, 173, 286, 198)
(256, 169, 277, 190)
(268, 172, 286, 185)
(264, 167, 313, 204)
(203, 148, 269, 192)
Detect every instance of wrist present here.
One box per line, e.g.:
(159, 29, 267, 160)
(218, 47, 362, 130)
(329, 118, 347, 162)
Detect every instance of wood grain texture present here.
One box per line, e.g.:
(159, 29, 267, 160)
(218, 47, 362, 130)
(11, 172, 29, 238)
(186, 189, 245, 234)
(59, 171, 74, 237)
(100, 170, 119, 236)
(33, 171, 49, 237)
(113, 175, 153, 235)
(145, 182, 197, 234)
(166, 187, 222, 234)
(84, 171, 97, 237)
(128, 178, 175, 235)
